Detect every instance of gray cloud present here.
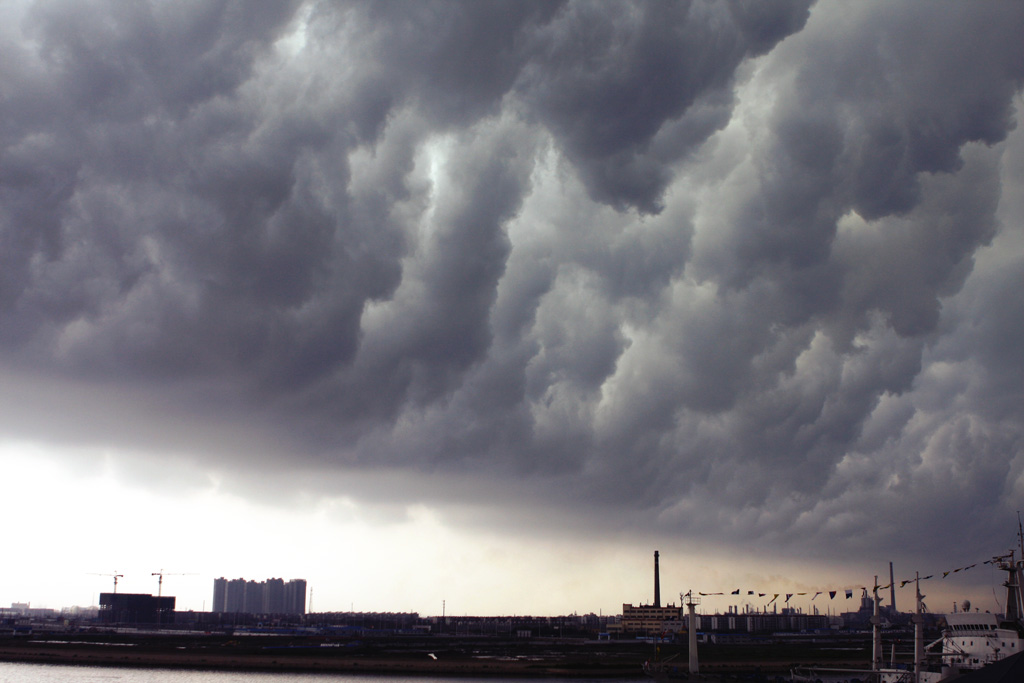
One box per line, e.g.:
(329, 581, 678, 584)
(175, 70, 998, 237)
(2, 0, 1023, 572)
(516, 0, 813, 212)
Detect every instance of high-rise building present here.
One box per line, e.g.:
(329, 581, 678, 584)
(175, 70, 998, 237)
(244, 580, 263, 614)
(211, 577, 307, 614)
(212, 577, 227, 613)
(285, 579, 307, 615)
(264, 578, 285, 613)
(226, 578, 247, 613)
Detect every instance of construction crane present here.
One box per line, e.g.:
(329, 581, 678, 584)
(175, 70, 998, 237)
(89, 571, 124, 594)
(151, 570, 195, 598)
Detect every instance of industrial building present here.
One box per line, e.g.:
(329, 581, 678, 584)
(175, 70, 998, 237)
(620, 551, 684, 634)
(212, 577, 306, 615)
(98, 593, 175, 624)
(618, 551, 830, 637)
(620, 602, 684, 634)
(689, 607, 829, 636)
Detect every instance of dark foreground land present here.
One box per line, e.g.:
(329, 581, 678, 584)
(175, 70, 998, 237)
(0, 632, 876, 678)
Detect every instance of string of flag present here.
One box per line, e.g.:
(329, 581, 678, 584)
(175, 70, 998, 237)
(694, 556, 1005, 605)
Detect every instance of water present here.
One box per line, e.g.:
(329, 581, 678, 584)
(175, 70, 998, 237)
(0, 662, 331, 682)
(0, 662, 637, 683)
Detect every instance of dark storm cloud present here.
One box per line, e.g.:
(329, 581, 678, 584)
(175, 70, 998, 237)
(516, 0, 813, 212)
(2, 0, 1023, 569)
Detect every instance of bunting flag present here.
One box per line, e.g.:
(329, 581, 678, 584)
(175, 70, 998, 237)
(689, 555, 1003, 604)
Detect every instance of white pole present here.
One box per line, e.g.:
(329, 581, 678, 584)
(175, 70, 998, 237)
(685, 592, 700, 675)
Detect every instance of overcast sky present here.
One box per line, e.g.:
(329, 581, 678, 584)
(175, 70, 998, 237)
(2, 0, 1023, 617)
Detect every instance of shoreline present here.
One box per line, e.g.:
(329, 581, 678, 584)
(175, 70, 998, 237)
(0, 641, 647, 678)
(0, 634, 872, 679)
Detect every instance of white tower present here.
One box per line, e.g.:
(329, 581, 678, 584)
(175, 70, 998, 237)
(683, 591, 700, 675)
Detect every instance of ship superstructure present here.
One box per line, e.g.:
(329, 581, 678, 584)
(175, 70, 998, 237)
(941, 609, 1022, 670)
(934, 551, 1024, 677)
(881, 549, 1024, 683)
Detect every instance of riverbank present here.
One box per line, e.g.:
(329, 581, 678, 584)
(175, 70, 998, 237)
(0, 643, 630, 677)
(0, 633, 872, 679)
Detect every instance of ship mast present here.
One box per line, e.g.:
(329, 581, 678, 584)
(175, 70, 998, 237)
(913, 572, 924, 683)
(871, 576, 882, 672)
(995, 516, 1024, 628)
(1017, 510, 1023, 560)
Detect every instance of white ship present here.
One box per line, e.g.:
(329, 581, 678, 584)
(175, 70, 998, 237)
(879, 549, 1024, 683)
(795, 535, 1024, 683)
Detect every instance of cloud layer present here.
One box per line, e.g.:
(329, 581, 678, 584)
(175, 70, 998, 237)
(2, 0, 1023, 569)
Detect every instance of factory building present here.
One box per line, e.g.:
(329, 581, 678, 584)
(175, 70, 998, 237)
(98, 593, 175, 624)
(617, 551, 833, 637)
(620, 602, 684, 634)
(620, 551, 684, 635)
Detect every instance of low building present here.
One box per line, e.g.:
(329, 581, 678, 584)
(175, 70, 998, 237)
(98, 593, 175, 625)
(621, 602, 683, 635)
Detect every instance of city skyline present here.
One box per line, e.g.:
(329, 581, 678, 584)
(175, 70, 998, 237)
(2, 1, 1023, 618)
(0, 534, 1011, 618)
(212, 577, 307, 615)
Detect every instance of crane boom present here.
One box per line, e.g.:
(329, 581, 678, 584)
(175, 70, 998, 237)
(88, 571, 124, 594)
(151, 570, 196, 598)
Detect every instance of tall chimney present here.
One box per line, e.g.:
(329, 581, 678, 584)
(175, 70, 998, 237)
(889, 562, 896, 614)
(654, 551, 661, 608)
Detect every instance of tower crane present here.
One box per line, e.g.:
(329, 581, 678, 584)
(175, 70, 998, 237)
(89, 571, 124, 594)
(151, 569, 196, 598)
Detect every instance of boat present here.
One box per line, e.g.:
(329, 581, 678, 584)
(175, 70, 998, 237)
(878, 545, 1024, 683)
(792, 524, 1024, 683)
(642, 652, 686, 679)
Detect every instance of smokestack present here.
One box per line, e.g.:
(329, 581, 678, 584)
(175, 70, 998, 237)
(889, 562, 896, 614)
(654, 551, 661, 608)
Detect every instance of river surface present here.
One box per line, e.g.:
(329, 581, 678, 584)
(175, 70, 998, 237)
(0, 662, 645, 683)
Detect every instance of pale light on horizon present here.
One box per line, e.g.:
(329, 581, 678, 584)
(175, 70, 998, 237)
(0, 441, 1003, 618)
